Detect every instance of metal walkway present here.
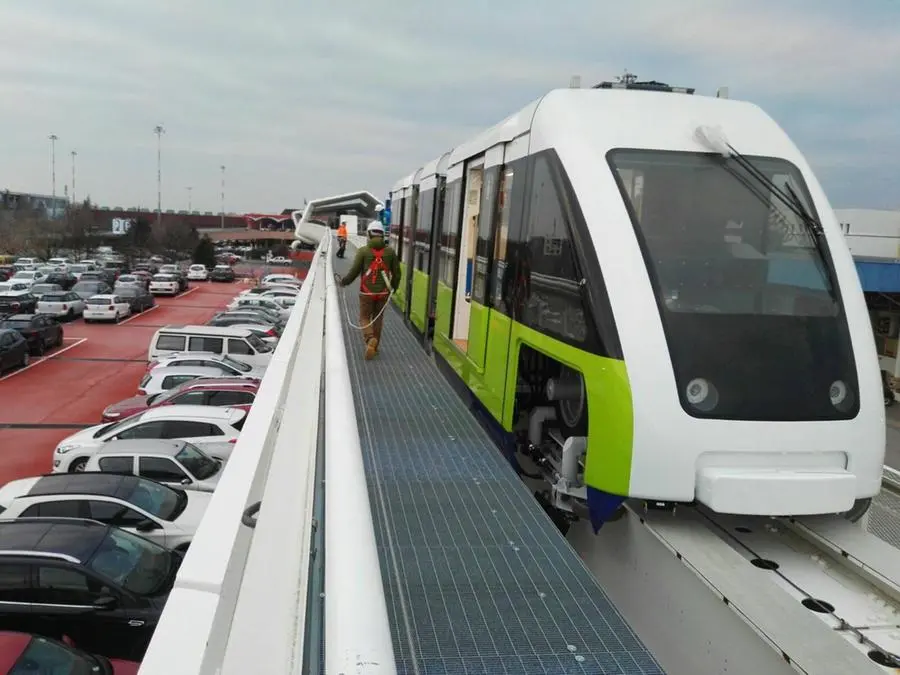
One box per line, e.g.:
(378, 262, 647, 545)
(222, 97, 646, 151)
(334, 256, 665, 675)
(870, 482, 900, 548)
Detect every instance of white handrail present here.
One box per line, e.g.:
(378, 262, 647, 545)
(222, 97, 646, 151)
(324, 235, 397, 673)
(138, 241, 327, 675)
(885, 465, 900, 491)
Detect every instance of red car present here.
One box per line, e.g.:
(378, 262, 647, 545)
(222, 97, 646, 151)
(0, 631, 139, 674)
(102, 376, 259, 422)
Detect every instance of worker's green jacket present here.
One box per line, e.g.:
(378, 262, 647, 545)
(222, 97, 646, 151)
(340, 238, 401, 295)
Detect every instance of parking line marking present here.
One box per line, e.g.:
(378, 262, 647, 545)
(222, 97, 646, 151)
(118, 304, 159, 325)
(0, 338, 87, 383)
(178, 287, 199, 298)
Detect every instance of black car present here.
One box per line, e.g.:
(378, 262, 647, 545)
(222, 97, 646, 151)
(44, 271, 77, 290)
(72, 280, 111, 300)
(0, 328, 29, 371)
(115, 286, 156, 313)
(0, 291, 37, 315)
(0, 518, 179, 661)
(210, 266, 235, 282)
(0, 314, 63, 355)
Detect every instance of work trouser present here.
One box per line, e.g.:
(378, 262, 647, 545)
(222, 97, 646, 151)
(359, 293, 389, 345)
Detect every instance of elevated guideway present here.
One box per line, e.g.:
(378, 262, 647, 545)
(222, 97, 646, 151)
(137, 233, 900, 674)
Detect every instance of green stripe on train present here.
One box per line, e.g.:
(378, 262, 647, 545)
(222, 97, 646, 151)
(432, 280, 633, 496)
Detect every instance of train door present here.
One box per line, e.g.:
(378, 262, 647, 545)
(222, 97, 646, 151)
(425, 176, 447, 346)
(451, 159, 484, 351)
(399, 185, 418, 317)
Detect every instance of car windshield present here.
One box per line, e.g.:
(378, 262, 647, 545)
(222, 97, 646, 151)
(85, 297, 111, 305)
(13, 271, 36, 279)
(41, 293, 67, 302)
(10, 636, 96, 675)
(86, 527, 173, 596)
(32, 284, 59, 294)
(175, 442, 219, 480)
(245, 332, 272, 353)
(125, 478, 183, 520)
(69, 264, 88, 273)
(221, 354, 252, 372)
(117, 275, 137, 283)
(94, 411, 147, 438)
(1, 319, 31, 328)
(153, 274, 174, 281)
(73, 282, 102, 292)
(116, 287, 138, 297)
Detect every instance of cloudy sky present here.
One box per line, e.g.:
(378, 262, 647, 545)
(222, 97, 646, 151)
(1, 0, 898, 214)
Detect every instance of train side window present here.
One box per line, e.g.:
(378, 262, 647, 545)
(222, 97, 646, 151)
(439, 181, 462, 288)
(490, 166, 514, 309)
(472, 167, 499, 305)
(522, 155, 591, 344)
(402, 192, 416, 268)
(389, 196, 404, 261)
(416, 188, 435, 272)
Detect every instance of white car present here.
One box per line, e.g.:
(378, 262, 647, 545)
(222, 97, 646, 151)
(149, 273, 180, 295)
(238, 285, 300, 299)
(13, 257, 37, 270)
(266, 256, 289, 265)
(29, 283, 63, 300)
(187, 264, 209, 281)
(147, 352, 266, 379)
(36, 290, 86, 319)
(10, 270, 45, 287)
(159, 264, 179, 275)
(261, 273, 300, 286)
(67, 263, 95, 279)
(83, 294, 132, 323)
(52, 405, 247, 473)
(138, 365, 228, 396)
(0, 472, 209, 551)
(114, 274, 143, 289)
(227, 295, 290, 319)
(0, 282, 32, 294)
(81, 439, 226, 492)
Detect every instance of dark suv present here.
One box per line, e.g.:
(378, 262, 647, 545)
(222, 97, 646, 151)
(0, 518, 180, 661)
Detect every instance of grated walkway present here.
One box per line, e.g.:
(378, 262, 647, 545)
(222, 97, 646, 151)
(334, 252, 665, 675)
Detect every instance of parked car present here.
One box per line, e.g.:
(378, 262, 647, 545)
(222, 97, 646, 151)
(137, 365, 230, 396)
(215, 307, 286, 329)
(210, 265, 235, 282)
(149, 274, 179, 296)
(0, 472, 208, 553)
(0, 631, 140, 675)
(28, 282, 63, 300)
(102, 376, 259, 421)
(115, 285, 156, 313)
(0, 290, 37, 314)
(36, 290, 86, 320)
(145, 352, 266, 379)
(0, 518, 178, 662)
(261, 273, 300, 286)
(186, 264, 209, 281)
(83, 294, 132, 323)
(114, 274, 144, 290)
(52, 405, 247, 472)
(0, 314, 63, 355)
(0, 328, 29, 371)
(10, 270, 46, 287)
(72, 280, 111, 300)
(226, 295, 290, 320)
(81, 439, 226, 492)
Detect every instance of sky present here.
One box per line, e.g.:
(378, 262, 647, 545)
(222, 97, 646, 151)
(1, 0, 898, 215)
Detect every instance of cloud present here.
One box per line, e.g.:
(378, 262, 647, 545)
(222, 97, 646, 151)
(0, 0, 897, 212)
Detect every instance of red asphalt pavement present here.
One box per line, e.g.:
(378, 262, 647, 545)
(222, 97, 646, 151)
(0, 281, 246, 483)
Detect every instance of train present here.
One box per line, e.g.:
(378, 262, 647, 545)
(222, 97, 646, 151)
(383, 78, 886, 532)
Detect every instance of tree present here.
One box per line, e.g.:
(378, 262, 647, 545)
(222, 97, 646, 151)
(62, 198, 99, 257)
(271, 243, 290, 258)
(192, 236, 217, 268)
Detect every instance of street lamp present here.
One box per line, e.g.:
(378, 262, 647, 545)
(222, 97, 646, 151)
(187, 186, 192, 212)
(220, 165, 225, 229)
(153, 125, 165, 228)
(48, 134, 58, 217)
(71, 151, 77, 205)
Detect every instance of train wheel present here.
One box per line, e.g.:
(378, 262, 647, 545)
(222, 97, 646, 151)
(552, 365, 588, 438)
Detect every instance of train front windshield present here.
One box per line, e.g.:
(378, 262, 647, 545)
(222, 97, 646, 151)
(608, 149, 858, 421)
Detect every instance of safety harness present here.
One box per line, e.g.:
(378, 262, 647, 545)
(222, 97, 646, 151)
(359, 248, 392, 298)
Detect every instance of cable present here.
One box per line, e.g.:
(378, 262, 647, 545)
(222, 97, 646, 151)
(332, 271, 395, 332)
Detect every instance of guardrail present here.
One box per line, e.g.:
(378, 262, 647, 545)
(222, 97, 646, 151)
(138, 234, 394, 674)
(885, 465, 900, 491)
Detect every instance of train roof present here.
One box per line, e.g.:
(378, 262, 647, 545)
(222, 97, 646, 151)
(392, 87, 785, 190)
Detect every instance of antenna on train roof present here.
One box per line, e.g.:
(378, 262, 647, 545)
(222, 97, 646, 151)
(593, 70, 695, 95)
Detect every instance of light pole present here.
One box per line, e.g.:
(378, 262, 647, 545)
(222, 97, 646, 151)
(70, 151, 77, 205)
(48, 134, 58, 217)
(187, 186, 192, 212)
(153, 125, 165, 229)
(220, 165, 225, 229)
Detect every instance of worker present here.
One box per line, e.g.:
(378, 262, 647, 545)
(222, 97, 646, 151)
(338, 220, 401, 360)
(336, 221, 348, 258)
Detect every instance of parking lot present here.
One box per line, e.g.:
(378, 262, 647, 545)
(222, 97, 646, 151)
(0, 282, 240, 483)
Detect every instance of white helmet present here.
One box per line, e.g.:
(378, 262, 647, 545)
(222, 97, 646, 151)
(374, 204, 384, 213)
(367, 221, 385, 236)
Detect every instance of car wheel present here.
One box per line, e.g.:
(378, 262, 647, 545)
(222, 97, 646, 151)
(34, 341, 44, 356)
(55, 331, 63, 347)
(21, 352, 29, 368)
(114, 312, 120, 323)
(66, 308, 74, 320)
(69, 457, 88, 472)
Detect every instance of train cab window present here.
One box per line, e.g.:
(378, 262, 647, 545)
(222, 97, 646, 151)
(520, 155, 592, 345)
(472, 168, 499, 305)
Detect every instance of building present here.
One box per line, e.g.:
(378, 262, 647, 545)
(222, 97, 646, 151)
(1, 189, 68, 220)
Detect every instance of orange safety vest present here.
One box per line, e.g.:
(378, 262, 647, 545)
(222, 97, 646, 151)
(360, 248, 390, 298)
(337, 225, 348, 239)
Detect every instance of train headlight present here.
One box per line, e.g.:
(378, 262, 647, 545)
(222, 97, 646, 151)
(685, 377, 719, 412)
(829, 380, 854, 412)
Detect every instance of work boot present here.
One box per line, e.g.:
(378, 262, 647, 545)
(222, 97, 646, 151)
(365, 337, 378, 360)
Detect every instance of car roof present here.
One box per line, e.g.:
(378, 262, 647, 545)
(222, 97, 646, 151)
(99, 438, 189, 456)
(141, 404, 245, 422)
(0, 518, 109, 562)
(159, 351, 227, 362)
(87, 294, 117, 300)
(1, 314, 36, 321)
(178, 377, 259, 391)
(150, 365, 227, 378)
(157, 325, 254, 337)
(27, 472, 144, 499)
